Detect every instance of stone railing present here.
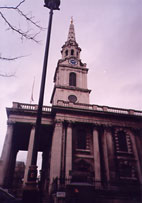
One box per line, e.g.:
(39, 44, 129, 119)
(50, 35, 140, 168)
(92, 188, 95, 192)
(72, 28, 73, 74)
(57, 100, 142, 117)
(12, 102, 52, 112)
(12, 101, 142, 117)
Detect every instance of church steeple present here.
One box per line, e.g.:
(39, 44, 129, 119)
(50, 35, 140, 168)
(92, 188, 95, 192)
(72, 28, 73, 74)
(50, 19, 91, 105)
(67, 17, 76, 41)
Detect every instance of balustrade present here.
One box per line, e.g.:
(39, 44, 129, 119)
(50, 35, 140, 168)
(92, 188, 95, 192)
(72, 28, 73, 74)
(12, 101, 142, 117)
(12, 102, 52, 112)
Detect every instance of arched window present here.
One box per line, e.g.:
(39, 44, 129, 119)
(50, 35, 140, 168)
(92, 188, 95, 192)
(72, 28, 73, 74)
(69, 72, 76, 86)
(71, 49, 74, 55)
(65, 50, 68, 56)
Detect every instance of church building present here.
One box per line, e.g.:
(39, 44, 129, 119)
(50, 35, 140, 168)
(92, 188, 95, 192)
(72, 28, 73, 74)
(0, 20, 142, 203)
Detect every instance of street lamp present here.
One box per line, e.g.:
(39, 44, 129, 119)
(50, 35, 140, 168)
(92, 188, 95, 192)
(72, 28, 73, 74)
(44, 0, 60, 9)
(23, 1, 60, 202)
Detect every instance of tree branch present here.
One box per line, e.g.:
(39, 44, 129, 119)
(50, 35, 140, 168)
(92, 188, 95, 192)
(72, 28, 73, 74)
(0, 0, 26, 9)
(17, 9, 45, 31)
(0, 11, 40, 42)
(0, 0, 45, 42)
(0, 0, 44, 65)
(0, 72, 15, 77)
(0, 1, 45, 31)
(0, 55, 26, 61)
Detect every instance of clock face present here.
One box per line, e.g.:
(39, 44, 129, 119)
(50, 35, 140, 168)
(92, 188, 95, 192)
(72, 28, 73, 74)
(68, 95, 77, 103)
(69, 58, 78, 65)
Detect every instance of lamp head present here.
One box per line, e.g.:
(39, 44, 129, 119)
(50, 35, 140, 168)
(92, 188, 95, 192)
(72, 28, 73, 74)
(44, 0, 60, 10)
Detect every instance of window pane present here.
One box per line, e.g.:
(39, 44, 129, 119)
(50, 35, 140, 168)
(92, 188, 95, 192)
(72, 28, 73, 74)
(77, 130, 86, 149)
(71, 49, 74, 55)
(117, 131, 128, 152)
(65, 50, 68, 56)
(69, 72, 76, 86)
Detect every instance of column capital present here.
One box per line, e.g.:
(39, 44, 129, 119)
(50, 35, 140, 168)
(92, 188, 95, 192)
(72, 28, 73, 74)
(65, 120, 74, 127)
(92, 125, 99, 131)
(55, 119, 62, 123)
(103, 126, 112, 133)
(7, 121, 15, 126)
(54, 119, 63, 127)
(30, 123, 36, 129)
(67, 122, 73, 128)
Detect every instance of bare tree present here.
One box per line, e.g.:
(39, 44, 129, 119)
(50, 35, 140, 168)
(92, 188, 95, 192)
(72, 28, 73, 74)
(0, 0, 44, 76)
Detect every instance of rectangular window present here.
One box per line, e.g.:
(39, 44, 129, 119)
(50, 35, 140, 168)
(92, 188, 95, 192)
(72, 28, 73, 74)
(77, 129, 86, 149)
(117, 131, 128, 152)
(114, 130, 133, 154)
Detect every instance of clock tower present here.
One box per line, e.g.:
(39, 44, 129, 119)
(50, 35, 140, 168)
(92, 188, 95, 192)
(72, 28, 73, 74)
(50, 19, 91, 105)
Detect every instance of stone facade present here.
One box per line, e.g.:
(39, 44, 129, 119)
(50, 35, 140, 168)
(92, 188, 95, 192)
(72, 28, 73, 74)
(0, 20, 142, 203)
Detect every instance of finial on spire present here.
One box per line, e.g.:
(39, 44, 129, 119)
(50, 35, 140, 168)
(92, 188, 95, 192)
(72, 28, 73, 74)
(71, 16, 73, 24)
(67, 17, 76, 41)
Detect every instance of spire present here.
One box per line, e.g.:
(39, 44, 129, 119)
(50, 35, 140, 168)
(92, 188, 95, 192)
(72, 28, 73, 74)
(67, 17, 76, 41)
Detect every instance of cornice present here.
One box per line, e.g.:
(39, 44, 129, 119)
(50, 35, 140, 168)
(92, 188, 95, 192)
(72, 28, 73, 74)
(55, 85, 91, 93)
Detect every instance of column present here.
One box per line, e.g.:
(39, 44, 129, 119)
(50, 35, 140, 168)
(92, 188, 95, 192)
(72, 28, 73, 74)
(93, 128, 101, 185)
(23, 125, 35, 185)
(105, 128, 115, 181)
(65, 123, 72, 179)
(6, 149, 18, 188)
(102, 128, 110, 182)
(49, 121, 63, 184)
(0, 122, 14, 186)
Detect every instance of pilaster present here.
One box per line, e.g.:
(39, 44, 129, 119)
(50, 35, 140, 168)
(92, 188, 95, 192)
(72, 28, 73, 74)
(65, 123, 72, 179)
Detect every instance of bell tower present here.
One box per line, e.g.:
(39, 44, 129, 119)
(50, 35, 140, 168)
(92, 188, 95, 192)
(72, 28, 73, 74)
(50, 19, 91, 105)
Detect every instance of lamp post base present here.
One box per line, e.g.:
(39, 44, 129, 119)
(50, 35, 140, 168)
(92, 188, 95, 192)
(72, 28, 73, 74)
(23, 188, 41, 203)
(22, 165, 41, 203)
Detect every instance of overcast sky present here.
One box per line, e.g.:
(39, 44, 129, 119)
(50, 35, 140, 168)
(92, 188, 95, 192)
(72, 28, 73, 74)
(0, 0, 142, 159)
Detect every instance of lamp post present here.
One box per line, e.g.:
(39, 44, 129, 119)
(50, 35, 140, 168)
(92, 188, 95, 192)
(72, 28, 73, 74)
(23, 1, 60, 202)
